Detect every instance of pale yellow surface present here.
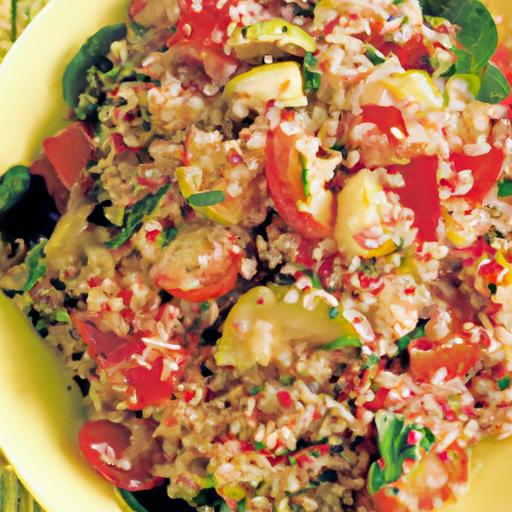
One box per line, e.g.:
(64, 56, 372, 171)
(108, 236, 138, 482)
(0, 0, 511, 511)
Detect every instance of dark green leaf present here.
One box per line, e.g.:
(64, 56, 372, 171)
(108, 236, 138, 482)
(292, 3, 315, 17)
(63, 23, 128, 109)
(0, 165, 30, 214)
(280, 375, 295, 386)
(254, 441, 266, 451)
(319, 469, 338, 483)
(328, 307, 339, 320)
(498, 377, 511, 390)
(320, 336, 362, 351)
(331, 144, 348, 159)
(237, 498, 247, 512)
(249, 385, 264, 395)
(498, 179, 512, 197)
(362, 354, 380, 370)
(396, 320, 426, 353)
(105, 184, 170, 249)
(367, 411, 435, 495)
(23, 240, 47, 292)
(156, 227, 178, 248)
(117, 489, 149, 512)
(301, 168, 311, 198)
(187, 190, 225, 207)
(304, 52, 321, 93)
(477, 63, 511, 104)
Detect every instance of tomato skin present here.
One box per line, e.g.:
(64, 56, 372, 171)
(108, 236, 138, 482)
(360, 105, 408, 144)
(450, 147, 505, 204)
(392, 156, 440, 242)
(42, 122, 95, 190)
(79, 420, 165, 491)
(265, 124, 335, 240)
(164, 255, 241, 302)
(408, 337, 481, 383)
(375, 33, 432, 72)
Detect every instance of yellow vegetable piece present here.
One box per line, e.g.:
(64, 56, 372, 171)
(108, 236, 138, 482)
(228, 18, 316, 59)
(442, 208, 475, 248)
(496, 250, 512, 285)
(361, 71, 443, 110)
(214, 285, 356, 373)
(224, 62, 308, 112)
(335, 169, 397, 259)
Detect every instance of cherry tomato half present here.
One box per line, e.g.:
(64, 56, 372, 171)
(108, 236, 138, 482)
(360, 105, 409, 145)
(79, 419, 165, 491)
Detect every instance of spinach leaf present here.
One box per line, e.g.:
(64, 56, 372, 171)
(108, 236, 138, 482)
(0, 165, 30, 214)
(367, 411, 435, 495)
(303, 52, 321, 93)
(477, 63, 511, 104)
(497, 179, 512, 197)
(420, 0, 497, 71)
(156, 227, 178, 248)
(23, 240, 47, 292)
(63, 23, 127, 109)
(105, 184, 170, 249)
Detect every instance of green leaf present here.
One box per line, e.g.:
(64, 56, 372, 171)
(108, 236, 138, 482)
(0, 166, 30, 214)
(362, 354, 380, 370)
(498, 180, 512, 197)
(23, 240, 47, 292)
(331, 144, 348, 159)
(498, 377, 511, 391)
(477, 63, 511, 104)
(420, 0, 497, 72)
(367, 411, 435, 495)
(320, 336, 362, 351)
(237, 498, 247, 512)
(396, 320, 426, 353)
(280, 375, 295, 386)
(365, 44, 386, 65)
(63, 23, 127, 109)
(187, 190, 225, 207)
(249, 385, 264, 395)
(303, 52, 321, 93)
(10, 0, 18, 41)
(117, 489, 149, 512)
(105, 184, 170, 249)
(156, 227, 178, 248)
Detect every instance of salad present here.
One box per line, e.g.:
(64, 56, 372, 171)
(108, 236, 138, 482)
(1, 0, 512, 511)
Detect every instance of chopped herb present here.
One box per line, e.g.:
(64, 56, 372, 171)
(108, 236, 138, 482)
(304, 269, 322, 289)
(200, 364, 214, 378)
(237, 498, 247, 512)
(10, 0, 18, 41)
(301, 167, 311, 198)
(249, 385, 264, 395)
(254, 441, 266, 451)
(498, 179, 512, 197)
(396, 320, 427, 353)
(0, 166, 31, 215)
(303, 52, 321, 93)
(54, 308, 71, 324)
(285, 481, 320, 497)
(288, 455, 297, 465)
(310, 450, 320, 458)
(276, 273, 295, 285)
(187, 190, 225, 207)
(488, 283, 497, 295)
(328, 307, 339, 320)
(319, 469, 338, 483)
(393, 0, 405, 4)
(365, 44, 386, 65)
(193, 488, 225, 508)
(200, 301, 210, 313)
(362, 354, 380, 370)
(320, 336, 362, 351)
(280, 375, 295, 386)
(105, 184, 170, 249)
(292, 3, 315, 17)
(367, 411, 435, 495)
(331, 143, 348, 159)
(23, 240, 47, 292)
(498, 377, 511, 390)
(424, 14, 448, 29)
(156, 226, 177, 248)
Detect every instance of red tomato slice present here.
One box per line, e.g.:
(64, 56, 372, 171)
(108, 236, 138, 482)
(373, 443, 468, 512)
(79, 420, 164, 491)
(450, 147, 505, 204)
(168, 0, 239, 82)
(265, 123, 335, 240)
(129, 0, 147, 18)
(42, 122, 95, 190)
(374, 33, 432, 71)
(392, 156, 440, 242)
(30, 154, 69, 213)
(71, 315, 145, 369)
(151, 225, 242, 303)
(360, 105, 409, 144)
(408, 337, 481, 383)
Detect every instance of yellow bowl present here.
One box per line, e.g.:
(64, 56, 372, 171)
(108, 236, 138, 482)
(0, 1, 512, 511)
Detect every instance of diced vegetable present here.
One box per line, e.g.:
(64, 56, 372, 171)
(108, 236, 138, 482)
(367, 411, 435, 495)
(42, 123, 95, 190)
(360, 105, 408, 145)
(214, 285, 357, 372)
(78, 419, 164, 491)
(335, 169, 397, 258)
(303, 52, 321, 94)
(63, 23, 127, 109)
(224, 62, 308, 112)
(105, 184, 170, 249)
(228, 18, 316, 59)
(0, 166, 30, 215)
(150, 224, 241, 302)
(265, 120, 339, 239)
(23, 239, 47, 292)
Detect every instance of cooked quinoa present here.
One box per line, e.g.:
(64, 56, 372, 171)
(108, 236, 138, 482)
(1, 0, 512, 511)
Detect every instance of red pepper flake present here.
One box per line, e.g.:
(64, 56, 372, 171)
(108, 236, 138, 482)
(228, 148, 244, 165)
(377, 458, 385, 470)
(281, 109, 295, 121)
(353, 317, 362, 324)
(87, 276, 103, 288)
(438, 451, 449, 462)
(184, 390, 195, 403)
(312, 409, 323, 421)
(118, 289, 133, 307)
(121, 309, 136, 322)
(277, 390, 294, 408)
(296, 454, 312, 468)
(407, 429, 421, 445)
(146, 229, 161, 242)
(256, 298, 265, 305)
(323, 17, 339, 35)
(371, 282, 385, 296)
(111, 133, 142, 154)
(404, 287, 416, 295)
